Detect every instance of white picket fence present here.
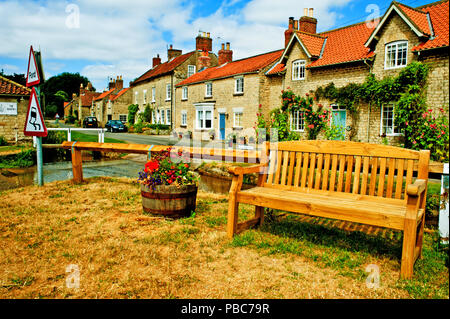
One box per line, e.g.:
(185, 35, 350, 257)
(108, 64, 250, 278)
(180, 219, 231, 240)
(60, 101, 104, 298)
(34, 127, 106, 146)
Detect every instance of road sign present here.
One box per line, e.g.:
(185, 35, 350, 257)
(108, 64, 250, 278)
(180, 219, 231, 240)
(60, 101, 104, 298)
(24, 87, 47, 137)
(26, 46, 41, 87)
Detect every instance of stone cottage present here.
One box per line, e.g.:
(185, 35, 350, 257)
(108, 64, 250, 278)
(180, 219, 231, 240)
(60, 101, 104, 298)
(267, 0, 448, 144)
(0, 75, 31, 142)
(91, 76, 131, 126)
(130, 32, 219, 127)
(174, 47, 283, 141)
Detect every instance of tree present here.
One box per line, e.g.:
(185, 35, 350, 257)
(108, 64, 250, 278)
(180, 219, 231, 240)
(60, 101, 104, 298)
(42, 72, 93, 116)
(0, 72, 26, 86)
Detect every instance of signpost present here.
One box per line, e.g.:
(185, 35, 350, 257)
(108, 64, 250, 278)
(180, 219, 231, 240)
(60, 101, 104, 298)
(24, 45, 47, 186)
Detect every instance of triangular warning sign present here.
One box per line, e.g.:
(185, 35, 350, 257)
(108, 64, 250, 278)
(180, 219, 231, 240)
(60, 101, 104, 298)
(26, 46, 41, 87)
(24, 87, 47, 137)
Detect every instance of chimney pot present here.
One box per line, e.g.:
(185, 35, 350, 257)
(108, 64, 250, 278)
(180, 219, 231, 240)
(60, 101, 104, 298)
(207, 32, 210, 38)
(221, 43, 225, 50)
(303, 8, 308, 16)
(294, 20, 298, 30)
(309, 8, 314, 17)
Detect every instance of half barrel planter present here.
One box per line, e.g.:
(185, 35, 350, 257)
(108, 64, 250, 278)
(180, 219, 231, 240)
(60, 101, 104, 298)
(140, 184, 198, 218)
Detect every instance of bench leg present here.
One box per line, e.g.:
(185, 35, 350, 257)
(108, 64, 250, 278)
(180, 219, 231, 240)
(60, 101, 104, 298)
(416, 214, 425, 259)
(255, 206, 264, 227)
(227, 196, 239, 239)
(400, 218, 418, 279)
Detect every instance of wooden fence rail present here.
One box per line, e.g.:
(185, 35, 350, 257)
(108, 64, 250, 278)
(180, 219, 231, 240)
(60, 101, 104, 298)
(60, 141, 445, 184)
(61, 141, 265, 183)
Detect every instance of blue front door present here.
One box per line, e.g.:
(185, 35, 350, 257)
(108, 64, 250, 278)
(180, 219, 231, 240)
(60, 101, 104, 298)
(219, 113, 226, 140)
(331, 109, 346, 140)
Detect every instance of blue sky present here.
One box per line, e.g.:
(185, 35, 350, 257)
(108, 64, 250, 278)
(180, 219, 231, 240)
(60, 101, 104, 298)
(0, 0, 435, 91)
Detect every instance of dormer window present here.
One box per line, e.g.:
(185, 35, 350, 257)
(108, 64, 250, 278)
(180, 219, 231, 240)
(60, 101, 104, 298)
(187, 65, 196, 78)
(385, 41, 408, 70)
(292, 60, 306, 80)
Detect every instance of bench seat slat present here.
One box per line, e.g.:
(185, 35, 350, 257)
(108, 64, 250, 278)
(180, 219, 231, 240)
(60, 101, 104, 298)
(237, 187, 406, 230)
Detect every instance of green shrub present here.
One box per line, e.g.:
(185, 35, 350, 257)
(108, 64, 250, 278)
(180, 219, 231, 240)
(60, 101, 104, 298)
(0, 135, 8, 146)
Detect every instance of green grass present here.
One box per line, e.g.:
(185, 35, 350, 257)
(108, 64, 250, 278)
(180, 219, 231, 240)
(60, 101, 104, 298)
(71, 131, 126, 144)
(230, 210, 449, 298)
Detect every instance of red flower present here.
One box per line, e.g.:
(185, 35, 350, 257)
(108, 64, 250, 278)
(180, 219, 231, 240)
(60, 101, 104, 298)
(145, 160, 159, 172)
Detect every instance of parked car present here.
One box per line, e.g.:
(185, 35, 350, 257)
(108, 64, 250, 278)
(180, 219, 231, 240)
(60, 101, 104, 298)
(105, 120, 127, 132)
(82, 116, 98, 128)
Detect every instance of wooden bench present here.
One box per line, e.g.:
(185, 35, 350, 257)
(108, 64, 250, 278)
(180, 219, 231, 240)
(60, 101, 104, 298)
(227, 141, 430, 279)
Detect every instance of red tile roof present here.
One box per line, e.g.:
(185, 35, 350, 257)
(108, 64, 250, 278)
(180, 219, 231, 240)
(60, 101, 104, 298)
(80, 90, 100, 107)
(396, 2, 432, 35)
(176, 50, 283, 86)
(295, 32, 326, 57)
(0, 75, 30, 96)
(93, 88, 115, 101)
(266, 63, 286, 75)
(308, 21, 376, 68)
(110, 88, 130, 101)
(412, 0, 449, 51)
(132, 51, 196, 85)
(277, 0, 448, 70)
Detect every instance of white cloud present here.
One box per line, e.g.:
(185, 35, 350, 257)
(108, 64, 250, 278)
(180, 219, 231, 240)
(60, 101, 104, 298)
(0, 0, 356, 90)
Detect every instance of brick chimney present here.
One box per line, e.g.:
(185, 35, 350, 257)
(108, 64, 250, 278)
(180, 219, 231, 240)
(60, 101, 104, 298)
(299, 8, 317, 34)
(108, 77, 115, 90)
(284, 17, 295, 47)
(196, 32, 212, 52)
(198, 49, 211, 70)
(167, 44, 182, 61)
(218, 42, 233, 65)
(153, 54, 161, 68)
(115, 75, 123, 91)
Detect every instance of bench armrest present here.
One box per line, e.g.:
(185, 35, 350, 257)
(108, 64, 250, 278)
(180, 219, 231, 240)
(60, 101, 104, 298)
(406, 179, 427, 197)
(228, 164, 266, 176)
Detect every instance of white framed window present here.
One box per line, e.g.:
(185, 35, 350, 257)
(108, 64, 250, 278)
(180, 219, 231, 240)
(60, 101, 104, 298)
(292, 60, 306, 80)
(385, 41, 408, 69)
(166, 84, 171, 101)
(160, 109, 165, 124)
(235, 76, 244, 94)
(119, 114, 127, 123)
(290, 110, 304, 131)
(182, 86, 188, 100)
(134, 91, 139, 104)
(151, 87, 155, 102)
(181, 110, 187, 126)
(380, 102, 401, 136)
(166, 109, 171, 125)
(143, 89, 147, 104)
(195, 104, 213, 129)
(187, 65, 196, 78)
(205, 82, 212, 97)
(234, 112, 243, 128)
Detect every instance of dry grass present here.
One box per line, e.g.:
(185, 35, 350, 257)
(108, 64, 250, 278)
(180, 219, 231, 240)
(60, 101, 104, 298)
(0, 177, 447, 299)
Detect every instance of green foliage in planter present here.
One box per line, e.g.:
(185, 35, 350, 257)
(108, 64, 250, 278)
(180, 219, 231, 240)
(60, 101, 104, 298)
(127, 104, 139, 125)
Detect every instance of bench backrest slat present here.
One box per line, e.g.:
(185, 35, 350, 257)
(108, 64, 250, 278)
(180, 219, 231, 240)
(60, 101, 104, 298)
(264, 141, 429, 201)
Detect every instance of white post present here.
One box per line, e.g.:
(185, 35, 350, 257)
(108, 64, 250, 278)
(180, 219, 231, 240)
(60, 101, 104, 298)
(68, 128, 71, 142)
(439, 163, 449, 245)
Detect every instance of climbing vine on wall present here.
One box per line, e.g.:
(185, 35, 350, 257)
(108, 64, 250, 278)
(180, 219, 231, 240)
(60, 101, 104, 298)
(312, 62, 448, 161)
(267, 90, 330, 141)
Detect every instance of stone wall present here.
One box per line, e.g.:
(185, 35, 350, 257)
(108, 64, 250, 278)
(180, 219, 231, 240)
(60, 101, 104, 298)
(131, 51, 218, 126)
(0, 96, 30, 142)
(174, 73, 264, 141)
(276, 10, 448, 146)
